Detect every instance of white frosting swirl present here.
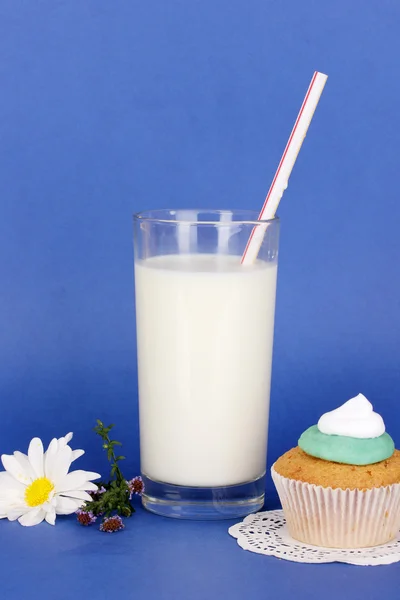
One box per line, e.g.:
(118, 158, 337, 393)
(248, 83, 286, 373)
(317, 394, 385, 439)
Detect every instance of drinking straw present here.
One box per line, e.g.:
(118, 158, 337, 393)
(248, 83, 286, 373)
(241, 71, 328, 265)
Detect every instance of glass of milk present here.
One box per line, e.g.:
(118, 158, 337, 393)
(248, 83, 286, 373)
(133, 209, 279, 519)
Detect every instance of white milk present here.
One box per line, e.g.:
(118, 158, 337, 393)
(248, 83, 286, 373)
(135, 254, 278, 487)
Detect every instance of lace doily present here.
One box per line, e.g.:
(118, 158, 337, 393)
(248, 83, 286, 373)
(229, 510, 400, 566)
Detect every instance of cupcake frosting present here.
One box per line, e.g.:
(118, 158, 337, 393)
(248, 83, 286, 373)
(317, 394, 385, 438)
(298, 394, 395, 466)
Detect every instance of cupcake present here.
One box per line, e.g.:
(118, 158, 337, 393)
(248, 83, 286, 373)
(271, 394, 400, 548)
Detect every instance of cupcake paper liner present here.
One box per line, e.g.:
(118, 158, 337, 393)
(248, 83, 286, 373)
(271, 465, 400, 548)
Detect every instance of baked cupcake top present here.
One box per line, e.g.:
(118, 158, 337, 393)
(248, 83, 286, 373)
(274, 447, 400, 490)
(298, 394, 395, 465)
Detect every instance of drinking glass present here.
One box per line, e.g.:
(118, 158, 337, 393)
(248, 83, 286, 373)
(133, 209, 279, 519)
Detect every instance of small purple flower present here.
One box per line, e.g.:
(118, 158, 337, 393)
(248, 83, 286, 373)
(89, 485, 107, 501)
(76, 509, 97, 526)
(127, 476, 144, 500)
(100, 515, 125, 533)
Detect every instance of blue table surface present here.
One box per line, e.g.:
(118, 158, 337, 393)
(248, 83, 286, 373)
(1, 499, 399, 600)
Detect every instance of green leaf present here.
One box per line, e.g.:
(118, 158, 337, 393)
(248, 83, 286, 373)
(93, 420, 136, 521)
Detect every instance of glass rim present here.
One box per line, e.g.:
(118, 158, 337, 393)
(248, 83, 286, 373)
(133, 208, 279, 226)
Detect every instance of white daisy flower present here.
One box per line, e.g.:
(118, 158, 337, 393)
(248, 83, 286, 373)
(0, 433, 100, 527)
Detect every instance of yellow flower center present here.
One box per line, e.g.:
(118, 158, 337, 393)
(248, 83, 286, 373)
(25, 477, 55, 507)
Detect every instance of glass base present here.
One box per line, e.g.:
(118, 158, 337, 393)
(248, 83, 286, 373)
(141, 473, 265, 520)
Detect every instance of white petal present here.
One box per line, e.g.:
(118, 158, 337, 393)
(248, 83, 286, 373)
(55, 496, 83, 515)
(19, 507, 45, 527)
(76, 481, 98, 492)
(0, 478, 26, 510)
(0, 471, 25, 495)
(0, 498, 17, 518)
(7, 506, 30, 521)
(44, 439, 59, 480)
(58, 433, 73, 448)
(47, 438, 59, 452)
(13, 452, 36, 481)
(61, 490, 92, 502)
(45, 438, 58, 458)
(57, 470, 100, 493)
(1, 484, 29, 518)
(71, 449, 84, 462)
(45, 508, 56, 525)
(1, 455, 32, 486)
(49, 445, 72, 486)
(28, 438, 44, 478)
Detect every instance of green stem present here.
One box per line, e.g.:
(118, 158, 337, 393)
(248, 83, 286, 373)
(104, 433, 124, 484)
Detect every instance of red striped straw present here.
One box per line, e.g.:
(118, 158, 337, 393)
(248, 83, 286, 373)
(241, 71, 328, 265)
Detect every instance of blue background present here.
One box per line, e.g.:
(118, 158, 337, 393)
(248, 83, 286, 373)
(1, 1, 400, 597)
